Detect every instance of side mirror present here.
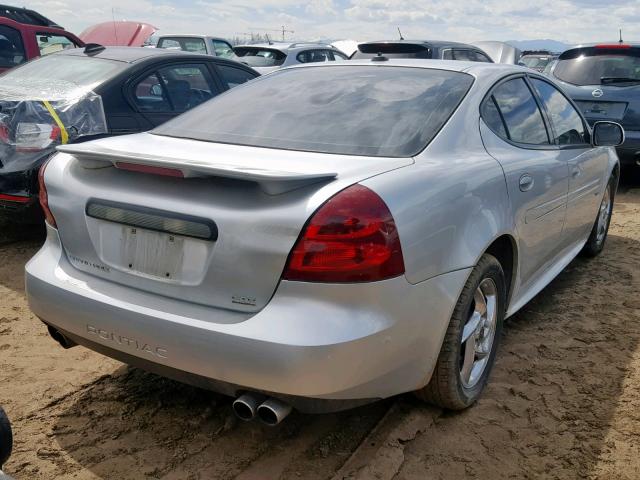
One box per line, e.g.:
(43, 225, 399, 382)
(592, 121, 624, 147)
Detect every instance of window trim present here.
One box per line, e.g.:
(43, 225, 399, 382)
(480, 73, 556, 151)
(526, 74, 591, 149)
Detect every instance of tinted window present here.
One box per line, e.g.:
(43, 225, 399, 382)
(453, 49, 475, 61)
(352, 43, 432, 59)
(36, 33, 77, 56)
(475, 52, 493, 63)
(217, 64, 257, 88)
(554, 47, 640, 86)
(154, 66, 474, 157)
(481, 97, 508, 139)
(297, 49, 331, 63)
(0, 25, 25, 68)
(491, 78, 549, 145)
(133, 73, 169, 112)
(531, 78, 586, 145)
(442, 49, 453, 60)
(232, 47, 286, 67)
(157, 37, 207, 54)
(157, 64, 217, 112)
(211, 40, 233, 58)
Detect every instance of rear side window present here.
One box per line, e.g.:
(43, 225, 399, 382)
(36, 33, 77, 56)
(554, 47, 640, 86)
(157, 64, 217, 112)
(530, 78, 587, 145)
(154, 66, 474, 157)
(217, 64, 257, 88)
(484, 78, 549, 145)
(133, 72, 170, 112)
(352, 43, 432, 59)
(0, 25, 25, 68)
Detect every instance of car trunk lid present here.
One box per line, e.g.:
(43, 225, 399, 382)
(48, 133, 413, 313)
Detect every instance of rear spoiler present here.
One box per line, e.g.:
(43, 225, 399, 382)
(57, 144, 337, 195)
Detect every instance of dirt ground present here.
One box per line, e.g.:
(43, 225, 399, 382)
(1, 180, 640, 480)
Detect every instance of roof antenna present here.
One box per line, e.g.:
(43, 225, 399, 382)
(619, 28, 623, 44)
(266, 33, 273, 45)
(397, 26, 404, 40)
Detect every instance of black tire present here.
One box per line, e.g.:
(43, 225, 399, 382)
(415, 254, 506, 410)
(0, 406, 12, 468)
(581, 175, 616, 258)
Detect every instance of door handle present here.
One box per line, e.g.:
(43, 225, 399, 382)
(519, 174, 534, 192)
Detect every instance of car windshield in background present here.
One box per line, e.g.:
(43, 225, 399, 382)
(0, 54, 126, 96)
(554, 46, 640, 86)
(521, 56, 552, 68)
(232, 47, 286, 66)
(153, 66, 474, 157)
(352, 43, 432, 59)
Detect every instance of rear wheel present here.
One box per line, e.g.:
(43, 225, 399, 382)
(0, 406, 12, 468)
(415, 254, 506, 410)
(581, 177, 615, 257)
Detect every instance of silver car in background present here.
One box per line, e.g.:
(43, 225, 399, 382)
(231, 42, 348, 74)
(26, 59, 623, 424)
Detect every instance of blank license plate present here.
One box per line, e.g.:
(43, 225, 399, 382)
(122, 226, 185, 279)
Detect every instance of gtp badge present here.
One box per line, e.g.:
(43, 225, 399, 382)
(592, 88, 604, 98)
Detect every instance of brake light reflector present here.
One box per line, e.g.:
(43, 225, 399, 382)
(0, 193, 30, 203)
(115, 162, 184, 178)
(595, 44, 631, 49)
(283, 184, 405, 283)
(38, 159, 56, 227)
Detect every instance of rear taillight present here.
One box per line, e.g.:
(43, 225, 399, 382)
(115, 162, 184, 178)
(15, 123, 60, 152)
(38, 159, 56, 228)
(283, 184, 405, 283)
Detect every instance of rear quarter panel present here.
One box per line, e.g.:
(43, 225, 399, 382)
(361, 77, 514, 284)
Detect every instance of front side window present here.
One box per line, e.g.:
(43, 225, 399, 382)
(36, 33, 77, 56)
(531, 78, 587, 145)
(0, 25, 25, 68)
(153, 66, 474, 157)
(485, 77, 549, 145)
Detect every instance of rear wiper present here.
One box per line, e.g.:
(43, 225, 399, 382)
(601, 77, 640, 85)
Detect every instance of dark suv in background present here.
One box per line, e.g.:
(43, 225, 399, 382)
(0, 4, 83, 72)
(549, 43, 640, 168)
(351, 40, 493, 62)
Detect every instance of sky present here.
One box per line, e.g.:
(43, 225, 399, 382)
(27, 0, 639, 44)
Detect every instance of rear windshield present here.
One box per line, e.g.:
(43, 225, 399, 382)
(157, 37, 207, 54)
(232, 47, 286, 67)
(521, 56, 552, 68)
(554, 47, 640, 86)
(352, 43, 432, 59)
(153, 66, 474, 157)
(0, 54, 126, 99)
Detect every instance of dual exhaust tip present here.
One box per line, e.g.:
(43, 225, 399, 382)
(232, 393, 292, 426)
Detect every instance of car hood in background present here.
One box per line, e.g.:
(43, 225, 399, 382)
(79, 21, 157, 47)
(471, 41, 521, 64)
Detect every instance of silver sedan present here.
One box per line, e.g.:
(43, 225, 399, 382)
(26, 59, 622, 424)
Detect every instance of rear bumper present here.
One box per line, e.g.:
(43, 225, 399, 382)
(26, 225, 469, 411)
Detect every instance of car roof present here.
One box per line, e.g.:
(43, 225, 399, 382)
(569, 42, 640, 49)
(234, 42, 335, 52)
(59, 46, 209, 63)
(157, 34, 229, 41)
(358, 40, 483, 49)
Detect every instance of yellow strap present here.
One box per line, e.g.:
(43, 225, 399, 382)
(42, 100, 69, 144)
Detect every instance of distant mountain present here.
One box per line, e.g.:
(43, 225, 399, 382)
(507, 39, 572, 53)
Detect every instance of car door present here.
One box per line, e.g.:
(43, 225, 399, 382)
(480, 75, 569, 287)
(529, 76, 608, 244)
(129, 62, 221, 127)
